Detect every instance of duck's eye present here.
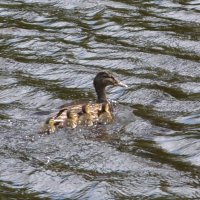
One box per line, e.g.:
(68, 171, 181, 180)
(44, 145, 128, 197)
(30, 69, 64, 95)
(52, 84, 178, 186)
(107, 76, 115, 82)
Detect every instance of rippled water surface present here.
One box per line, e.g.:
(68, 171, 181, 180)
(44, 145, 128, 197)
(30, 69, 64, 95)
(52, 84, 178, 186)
(0, 0, 200, 199)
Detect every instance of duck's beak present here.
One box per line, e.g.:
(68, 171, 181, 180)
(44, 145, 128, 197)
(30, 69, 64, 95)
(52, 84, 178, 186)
(116, 81, 128, 88)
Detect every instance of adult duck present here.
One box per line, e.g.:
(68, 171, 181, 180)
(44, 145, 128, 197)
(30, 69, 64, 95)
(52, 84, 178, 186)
(39, 71, 127, 134)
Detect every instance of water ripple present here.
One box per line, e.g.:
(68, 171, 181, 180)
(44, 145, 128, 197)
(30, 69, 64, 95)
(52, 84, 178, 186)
(0, 0, 200, 199)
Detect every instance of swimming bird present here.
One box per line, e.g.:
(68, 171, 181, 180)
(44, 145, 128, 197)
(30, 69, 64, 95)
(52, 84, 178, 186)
(39, 71, 127, 133)
(39, 118, 56, 134)
(78, 104, 97, 126)
(64, 110, 78, 129)
(98, 103, 113, 124)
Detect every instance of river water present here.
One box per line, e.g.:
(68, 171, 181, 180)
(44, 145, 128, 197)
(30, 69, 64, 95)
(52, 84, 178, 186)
(0, 0, 200, 199)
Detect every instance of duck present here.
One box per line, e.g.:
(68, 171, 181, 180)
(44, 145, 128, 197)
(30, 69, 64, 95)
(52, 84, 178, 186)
(98, 103, 113, 124)
(64, 110, 78, 129)
(78, 104, 97, 126)
(39, 71, 127, 133)
(39, 117, 56, 134)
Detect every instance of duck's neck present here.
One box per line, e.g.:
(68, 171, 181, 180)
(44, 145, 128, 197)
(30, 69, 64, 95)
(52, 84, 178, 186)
(95, 86, 108, 103)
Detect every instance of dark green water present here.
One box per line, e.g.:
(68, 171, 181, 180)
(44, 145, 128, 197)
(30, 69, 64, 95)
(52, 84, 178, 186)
(0, 0, 200, 199)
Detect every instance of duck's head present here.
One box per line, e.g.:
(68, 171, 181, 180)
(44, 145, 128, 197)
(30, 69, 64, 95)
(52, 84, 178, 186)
(67, 110, 77, 119)
(93, 72, 128, 103)
(82, 104, 91, 114)
(94, 72, 127, 88)
(45, 117, 54, 126)
(49, 118, 55, 127)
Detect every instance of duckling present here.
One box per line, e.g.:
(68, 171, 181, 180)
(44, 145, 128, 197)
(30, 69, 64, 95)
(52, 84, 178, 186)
(64, 110, 78, 129)
(78, 104, 97, 127)
(39, 117, 56, 134)
(48, 118, 57, 133)
(40, 72, 128, 133)
(98, 103, 113, 124)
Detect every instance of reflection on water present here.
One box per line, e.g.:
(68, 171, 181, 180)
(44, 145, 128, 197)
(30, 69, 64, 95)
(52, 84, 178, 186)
(176, 113, 200, 125)
(0, 0, 200, 199)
